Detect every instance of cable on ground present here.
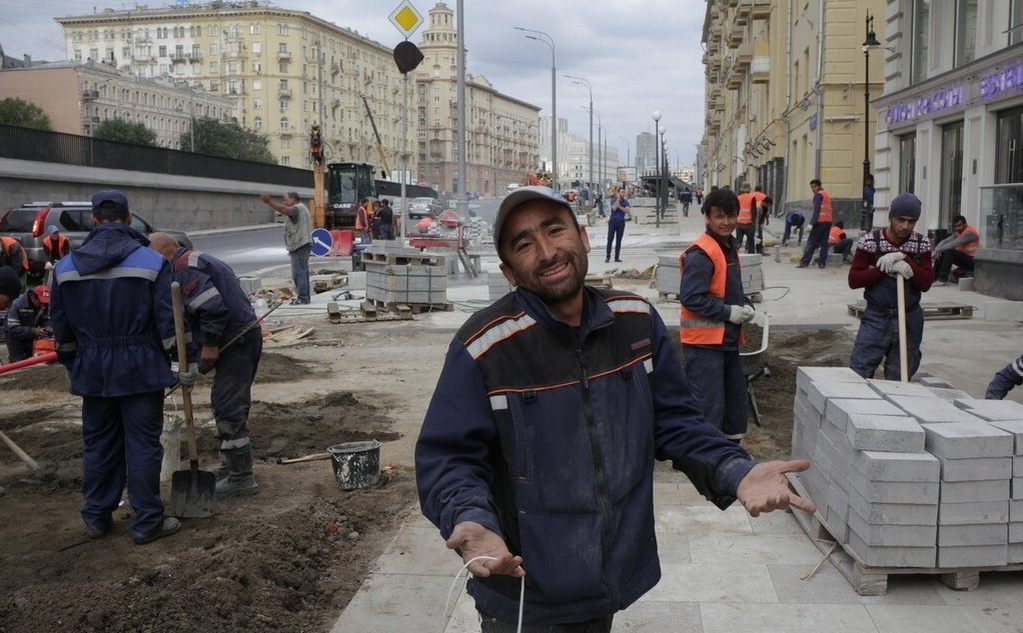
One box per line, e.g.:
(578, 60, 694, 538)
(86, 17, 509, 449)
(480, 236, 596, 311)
(443, 555, 525, 633)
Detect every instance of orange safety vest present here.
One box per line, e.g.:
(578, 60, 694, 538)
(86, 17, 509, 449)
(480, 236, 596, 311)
(955, 225, 980, 257)
(679, 233, 739, 345)
(0, 236, 28, 270)
(815, 189, 834, 223)
(828, 226, 845, 244)
(356, 205, 371, 230)
(736, 192, 755, 225)
(42, 233, 71, 260)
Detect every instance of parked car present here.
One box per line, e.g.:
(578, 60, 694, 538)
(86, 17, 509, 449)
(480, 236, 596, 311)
(407, 197, 439, 219)
(0, 201, 193, 281)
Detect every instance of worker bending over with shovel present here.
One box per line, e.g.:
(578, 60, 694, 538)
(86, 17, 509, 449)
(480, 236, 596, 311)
(847, 193, 934, 380)
(50, 190, 189, 545)
(149, 233, 262, 497)
(416, 186, 814, 631)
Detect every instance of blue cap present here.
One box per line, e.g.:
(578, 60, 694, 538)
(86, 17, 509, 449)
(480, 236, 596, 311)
(46, 225, 59, 234)
(90, 189, 129, 215)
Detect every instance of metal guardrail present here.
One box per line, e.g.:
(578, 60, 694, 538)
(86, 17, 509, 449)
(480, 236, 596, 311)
(0, 123, 311, 188)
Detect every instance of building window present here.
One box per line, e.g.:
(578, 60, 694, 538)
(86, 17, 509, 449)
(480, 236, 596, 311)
(277, 23, 289, 36)
(122, 47, 131, 58)
(281, 118, 290, 132)
(159, 46, 167, 57)
(252, 42, 262, 54)
(996, 106, 1023, 185)
(253, 79, 262, 90)
(899, 134, 917, 194)
(254, 116, 262, 130)
(250, 24, 262, 34)
(954, 0, 977, 67)
(940, 121, 964, 227)
(911, 0, 930, 84)
(210, 42, 219, 55)
(253, 62, 262, 75)
(281, 156, 290, 166)
(281, 138, 290, 148)
(1012, 0, 1023, 45)
(253, 97, 262, 109)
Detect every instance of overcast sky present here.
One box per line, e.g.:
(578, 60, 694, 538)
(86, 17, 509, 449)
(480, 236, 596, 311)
(1, 0, 707, 168)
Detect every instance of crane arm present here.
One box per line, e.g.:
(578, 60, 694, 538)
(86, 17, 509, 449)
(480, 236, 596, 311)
(361, 95, 392, 178)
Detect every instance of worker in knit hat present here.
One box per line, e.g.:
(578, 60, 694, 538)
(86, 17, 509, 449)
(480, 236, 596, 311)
(847, 192, 935, 381)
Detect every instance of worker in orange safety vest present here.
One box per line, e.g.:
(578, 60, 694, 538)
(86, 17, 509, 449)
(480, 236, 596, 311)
(678, 188, 755, 442)
(798, 178, 834, 268)
(734, 182, 757, 254)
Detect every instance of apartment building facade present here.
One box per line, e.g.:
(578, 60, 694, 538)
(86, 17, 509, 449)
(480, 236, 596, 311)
(0, 59, 233, 148)
(414, 3, 539, 196)
(57, 2, 415, 171)
(700, 0, 884, 223)
(873, 1, 1023, 299)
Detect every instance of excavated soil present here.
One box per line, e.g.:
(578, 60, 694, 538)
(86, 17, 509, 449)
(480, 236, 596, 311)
(0, 321, 851, 632)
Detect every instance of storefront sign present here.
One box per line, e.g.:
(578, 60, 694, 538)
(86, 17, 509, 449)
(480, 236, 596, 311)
(885, 85, 966, 126)
(980, 62, 1023, 99)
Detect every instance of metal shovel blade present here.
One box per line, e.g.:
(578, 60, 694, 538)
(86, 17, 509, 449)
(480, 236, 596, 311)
(171, 461, 218, 518)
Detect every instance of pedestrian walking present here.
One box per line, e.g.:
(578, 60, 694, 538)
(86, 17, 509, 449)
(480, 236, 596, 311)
(606, 188, 629, 263)
(149, 233, 263, 498)
(847, 193, 934, 380)
(259, 191, 312, 305)
(49, 189, 185, 545)
(798, 179, 834, 268)
(679, 187, 693, 217)
(375, 199, 395, 240)
(415, 184, 814, 631)
(679, 188, 755, 441)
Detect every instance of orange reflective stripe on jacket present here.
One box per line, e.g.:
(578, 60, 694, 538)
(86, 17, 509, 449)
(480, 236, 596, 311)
(679, 233, 728, 345)
(736, 192, 755, 225)
(956, 225, 980, 257)
(816, 189, 834, 223)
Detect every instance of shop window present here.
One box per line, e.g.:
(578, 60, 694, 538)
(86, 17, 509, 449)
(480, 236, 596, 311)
(955, 0, 977, 67)
(940, 121, 964, 227)
(899, 134, 917, 195)
(911, 0, 930, 84)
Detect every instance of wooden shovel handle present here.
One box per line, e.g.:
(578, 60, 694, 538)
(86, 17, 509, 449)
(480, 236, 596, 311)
(896, 275, 909, 383)
(171, 282, 200, 462)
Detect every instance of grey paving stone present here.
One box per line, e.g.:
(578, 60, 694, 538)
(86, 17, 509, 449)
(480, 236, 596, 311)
(916, 375, 956, 389)
(848, 510, 937, 547)
(954, 398, 1023, 422)
(923, 386, 972, 401)
(1012, 499, 1023, 522)
(852, 450, 940, 482)
(889, 395, 981, 424)
(846, 528, 937, 567)
(848, 470, 940, 504)
(808, 381, 879, 413)
(936, 543, 1007, 568)
(985, 419, 1023, 453)
(922, 422, 1015, 459)
(937, 523, 1007, 547)
(1009, 522, 1023, 543)
(848, 487, 939, 526)
(826, 398, 905, 431)
(845, 414, 926, 453)
(1010, 542, 1023, 564)
(1016, 455, 1023, 475)
(937, 500, 1009, 525)
(796, 366, 865, 392)
(1014, 477, 1023, 500)
(867, 379, 936, 398)
(939, 479, 1010, 503)
(939, 456, 1012, 481)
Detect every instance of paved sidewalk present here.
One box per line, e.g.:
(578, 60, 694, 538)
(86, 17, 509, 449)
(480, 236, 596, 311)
(329, 205, 1023, 633)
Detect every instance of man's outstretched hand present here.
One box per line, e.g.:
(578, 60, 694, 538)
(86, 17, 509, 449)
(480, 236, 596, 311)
(736, 459, 817, 517)
(446, 521, 525, 579)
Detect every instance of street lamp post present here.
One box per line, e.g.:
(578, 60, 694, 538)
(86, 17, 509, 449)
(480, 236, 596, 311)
(516, 27, 557, 191)
(652, 111, 661, 227)
(590, 107, 602, 199)
(566, 75, 593, 201)
(861, 12, 881, 231)
(659, 126, 667, 222)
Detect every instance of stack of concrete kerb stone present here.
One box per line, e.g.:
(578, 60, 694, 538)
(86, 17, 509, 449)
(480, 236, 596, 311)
(791, 366, 1023, 570)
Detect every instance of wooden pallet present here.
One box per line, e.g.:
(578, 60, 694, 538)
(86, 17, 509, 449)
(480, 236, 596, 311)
(786, 473, 1023, 595)
(368, 299, 452, 315)
(847, 302, 974, 320)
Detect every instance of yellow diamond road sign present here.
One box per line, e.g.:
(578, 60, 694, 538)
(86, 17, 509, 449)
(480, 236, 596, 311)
(389, 1, 424, 38)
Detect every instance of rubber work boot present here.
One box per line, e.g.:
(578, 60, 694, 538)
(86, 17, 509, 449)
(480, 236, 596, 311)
(216, 446, 259, 497)
(134, 517, 181, 545)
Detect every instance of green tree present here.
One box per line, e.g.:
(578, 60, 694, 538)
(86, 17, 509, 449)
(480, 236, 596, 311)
(0, 97, 51, 130)
(93, 117, 158, 146)
(183, 116, 277, 164)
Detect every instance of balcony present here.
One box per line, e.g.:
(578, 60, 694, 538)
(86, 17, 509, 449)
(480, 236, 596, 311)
(727, 19, 745, 48)
(170, 50, 188, 62)
(277, 50, 291, 60)
(185, 52, 203, 61)
(278, 87, 292, 98)
(750, 56, 770, 83)
(734, 41, 753, 70)
(82, 90, 99, 100)
(737, 0, 772, 20)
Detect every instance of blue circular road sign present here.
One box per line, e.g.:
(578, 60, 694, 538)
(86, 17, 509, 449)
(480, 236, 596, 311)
(310, 228, 333, 257)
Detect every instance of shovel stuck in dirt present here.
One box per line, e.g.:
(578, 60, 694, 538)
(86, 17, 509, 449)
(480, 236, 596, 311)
(170, 282, 217, 518)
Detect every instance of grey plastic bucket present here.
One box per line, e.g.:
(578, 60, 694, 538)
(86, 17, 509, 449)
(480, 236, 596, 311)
(328, 440, 381, 490)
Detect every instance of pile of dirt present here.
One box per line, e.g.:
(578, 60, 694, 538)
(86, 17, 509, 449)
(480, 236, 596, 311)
(0, 350, 416, 633)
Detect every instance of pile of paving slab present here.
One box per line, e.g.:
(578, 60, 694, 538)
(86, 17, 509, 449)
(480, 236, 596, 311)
(791, 366, 1023, 570)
